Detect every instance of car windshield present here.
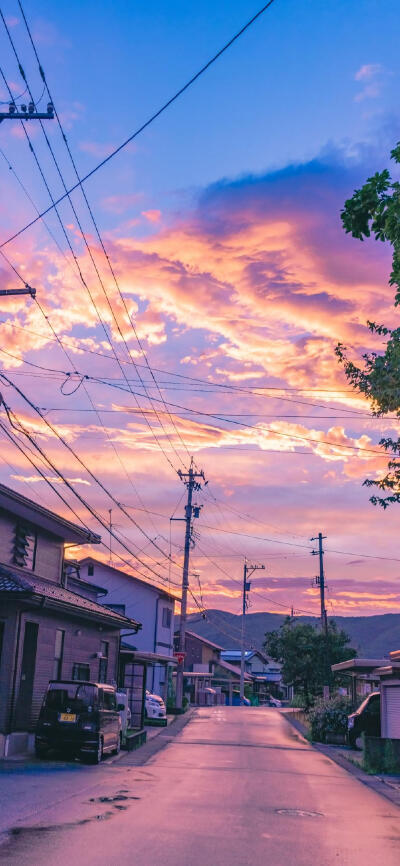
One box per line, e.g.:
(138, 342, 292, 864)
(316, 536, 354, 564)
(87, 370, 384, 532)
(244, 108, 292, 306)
(356, 693, 379, 714)
(44, 683, 96, 712)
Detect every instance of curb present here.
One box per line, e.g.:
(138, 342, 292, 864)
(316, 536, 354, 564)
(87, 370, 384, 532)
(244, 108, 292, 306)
(282, 710, 400, 808)
(118, 708, 197, 766)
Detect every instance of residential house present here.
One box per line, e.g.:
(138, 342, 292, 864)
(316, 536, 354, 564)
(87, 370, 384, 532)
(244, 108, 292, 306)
(174, 630, 225, 704)
(174, 631, 252, 705)
(78, 557, 178, 705)
(0, 483, 141, 757)
(221, 649, 287, 702)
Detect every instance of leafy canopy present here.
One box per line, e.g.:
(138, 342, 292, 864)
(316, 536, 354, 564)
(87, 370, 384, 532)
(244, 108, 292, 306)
(264, 617, 356, 706)
(336, 143, 400, 507)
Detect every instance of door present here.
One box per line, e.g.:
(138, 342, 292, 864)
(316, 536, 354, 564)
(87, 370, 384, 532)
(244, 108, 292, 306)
(385, 686, 400, 738)
(15, 621, 39, 730)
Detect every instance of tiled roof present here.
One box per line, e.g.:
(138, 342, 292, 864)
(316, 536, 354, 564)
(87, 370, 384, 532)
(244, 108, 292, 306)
(0, 564, 140, 629)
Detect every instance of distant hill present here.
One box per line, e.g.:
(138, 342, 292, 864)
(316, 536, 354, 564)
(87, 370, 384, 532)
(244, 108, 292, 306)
(184, 610, 400, 658)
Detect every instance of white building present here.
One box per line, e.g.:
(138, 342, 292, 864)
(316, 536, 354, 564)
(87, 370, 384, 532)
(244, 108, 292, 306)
(78, 557, 177, 697)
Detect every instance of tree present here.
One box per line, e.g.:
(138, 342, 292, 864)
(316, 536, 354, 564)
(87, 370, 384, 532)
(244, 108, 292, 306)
(336, 142, 400, 507)
(264, 617, 356, 707)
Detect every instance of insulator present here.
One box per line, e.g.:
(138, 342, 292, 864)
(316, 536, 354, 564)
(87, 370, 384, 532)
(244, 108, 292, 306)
(47, 102, 54, 114)
(28, 102, 34, 114)
(21, 104, 27, 113)
(9, 102, 16, 114)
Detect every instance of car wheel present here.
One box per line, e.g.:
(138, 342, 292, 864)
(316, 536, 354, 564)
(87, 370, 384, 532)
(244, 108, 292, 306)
(35, 744, 47, 759)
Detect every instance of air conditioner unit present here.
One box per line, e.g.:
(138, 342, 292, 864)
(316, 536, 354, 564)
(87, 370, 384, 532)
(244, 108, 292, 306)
(94, 652, 105, 659)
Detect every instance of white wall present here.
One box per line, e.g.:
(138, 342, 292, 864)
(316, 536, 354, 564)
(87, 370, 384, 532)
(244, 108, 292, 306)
(79, 560, 175, 689)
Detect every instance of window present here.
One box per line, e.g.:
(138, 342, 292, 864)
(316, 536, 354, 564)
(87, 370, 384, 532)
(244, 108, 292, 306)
(87, 563, 94, 577)
(52, 629, 65, 680)
(105, 603, 126, 616)
(72, 662, 90, 681)
(103, 690, 117, 711)
(13, 523, 37, 571)
(98, 641, 109, 683)
(162, 607, 172, 629)
(44, 683, 96, 711)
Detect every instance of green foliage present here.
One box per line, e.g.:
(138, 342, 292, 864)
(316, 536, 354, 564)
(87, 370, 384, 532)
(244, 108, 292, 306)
(336, 143, 400, 508)
(264, 617, 356, 707)
(308, 695, 352, 743)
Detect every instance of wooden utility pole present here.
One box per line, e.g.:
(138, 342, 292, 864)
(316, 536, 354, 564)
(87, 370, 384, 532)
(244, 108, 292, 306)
(240, 559, 265, 704)
(311, 532, 327, 634)
(175, 459, 206, 710)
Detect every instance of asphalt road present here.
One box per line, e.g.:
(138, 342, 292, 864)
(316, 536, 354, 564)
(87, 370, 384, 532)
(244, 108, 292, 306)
(1, 707, 399, 865)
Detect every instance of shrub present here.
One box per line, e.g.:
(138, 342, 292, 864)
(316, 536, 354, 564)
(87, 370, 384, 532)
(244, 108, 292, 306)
(308, 695, 352, 743)
(288, 693, 306, 708)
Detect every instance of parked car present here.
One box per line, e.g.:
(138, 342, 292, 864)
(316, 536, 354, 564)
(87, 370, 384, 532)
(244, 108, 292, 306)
(116, 690, 131, 739)
(145, 690, 167, 720)
(231, 694, 251, 706)
(347, 691, 381, 748)
(266, 696, 282, 707)
(35, 680, 121, 763)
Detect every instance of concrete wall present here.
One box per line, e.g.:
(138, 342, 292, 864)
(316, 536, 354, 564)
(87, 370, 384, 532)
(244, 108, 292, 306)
(78, 560, 175, 656)
(78, 560, 175, 697)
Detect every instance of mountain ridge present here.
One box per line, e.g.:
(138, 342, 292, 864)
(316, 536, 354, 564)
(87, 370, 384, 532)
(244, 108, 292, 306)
(185, 610, 400, 658)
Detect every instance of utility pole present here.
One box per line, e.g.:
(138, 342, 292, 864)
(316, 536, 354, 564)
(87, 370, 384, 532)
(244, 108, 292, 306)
(311, 532, 330, 694)
(240, 559, 265, 705)
(108, 509, 112, 564)
(311, 532, 327, 634)
(175, 458, 206, 710)
(0, 285, 36, 298)
(0, 101, 54, 123)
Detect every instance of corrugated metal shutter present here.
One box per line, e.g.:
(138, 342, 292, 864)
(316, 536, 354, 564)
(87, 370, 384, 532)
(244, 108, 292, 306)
(385, 686, 400, 738)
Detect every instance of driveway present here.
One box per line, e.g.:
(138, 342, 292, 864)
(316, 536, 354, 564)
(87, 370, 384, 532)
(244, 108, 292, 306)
(0, 707, 399, 864)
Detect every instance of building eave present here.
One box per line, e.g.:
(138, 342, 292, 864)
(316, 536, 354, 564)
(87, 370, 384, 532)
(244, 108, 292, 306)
(0, 482, 101, 545)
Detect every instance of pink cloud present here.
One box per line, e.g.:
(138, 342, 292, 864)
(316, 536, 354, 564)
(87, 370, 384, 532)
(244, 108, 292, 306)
(142, 210, 162, 223)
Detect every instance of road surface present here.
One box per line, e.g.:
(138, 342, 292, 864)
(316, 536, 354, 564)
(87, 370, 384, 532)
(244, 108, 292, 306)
(0, 707, 399, 864)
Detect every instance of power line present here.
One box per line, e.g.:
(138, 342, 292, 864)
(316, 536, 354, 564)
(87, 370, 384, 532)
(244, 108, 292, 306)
(17, 0, 191, 467)
(198, 522, 400, 563)
(1, 0, 278, 250)
(0, 30, 184, 475)
(0, 375, 183, 576)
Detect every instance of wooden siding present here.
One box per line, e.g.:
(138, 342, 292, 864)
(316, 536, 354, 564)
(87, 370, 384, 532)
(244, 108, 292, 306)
(0, 510, 15, 568)
(0, 603, 19, 734)
(0, 508, 63, 584)
(1, 606, 120, 733)
(34, 531, 63, 583)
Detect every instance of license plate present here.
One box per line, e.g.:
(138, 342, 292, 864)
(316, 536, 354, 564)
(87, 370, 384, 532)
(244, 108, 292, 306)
(59, 713, 76, 723)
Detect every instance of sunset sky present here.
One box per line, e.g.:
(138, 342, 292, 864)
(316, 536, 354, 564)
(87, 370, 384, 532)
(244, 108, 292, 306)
(1, 0, 400, 621)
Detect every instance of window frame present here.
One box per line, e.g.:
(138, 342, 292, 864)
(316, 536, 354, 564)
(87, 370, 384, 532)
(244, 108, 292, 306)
(72, 662, 90, 681)
(162, 607, 172, 629)
(52, 629, 65, 680)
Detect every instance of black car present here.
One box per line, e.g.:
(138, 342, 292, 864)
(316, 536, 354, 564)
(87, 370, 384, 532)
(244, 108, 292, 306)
(347, 691, 380, 748)
(35, 680, 121, 763)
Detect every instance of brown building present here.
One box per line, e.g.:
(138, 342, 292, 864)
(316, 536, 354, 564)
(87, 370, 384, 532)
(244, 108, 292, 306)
(0, 483, 141, 757)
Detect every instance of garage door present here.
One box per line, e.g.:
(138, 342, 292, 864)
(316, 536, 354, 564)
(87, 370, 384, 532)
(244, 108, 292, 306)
(385, 686, 400, 738)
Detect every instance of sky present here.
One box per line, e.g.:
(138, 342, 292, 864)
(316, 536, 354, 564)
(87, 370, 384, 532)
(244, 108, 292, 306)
(1, 0, 400, 623)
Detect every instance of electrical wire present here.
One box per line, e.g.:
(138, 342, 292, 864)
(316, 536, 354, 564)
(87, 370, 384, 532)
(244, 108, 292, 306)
(0, 25, 185, 477)
(18, 0, 192, 464)
(0, 376, 184, 577)
(1, 0, 278, 250)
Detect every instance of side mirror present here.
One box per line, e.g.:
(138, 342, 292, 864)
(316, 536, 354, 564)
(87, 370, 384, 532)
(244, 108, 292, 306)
(117, 703, 125, 711)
